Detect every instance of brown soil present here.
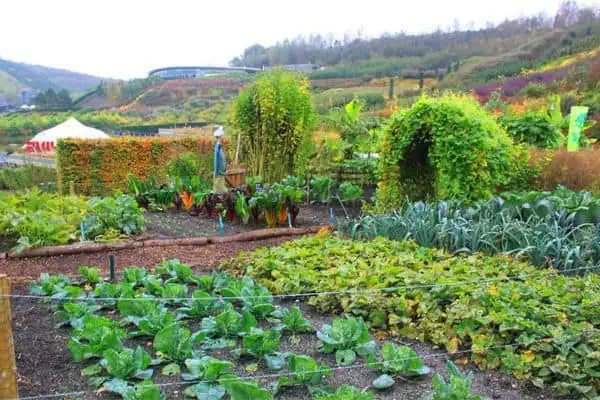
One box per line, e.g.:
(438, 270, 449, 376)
(0, 237, 295, 280)
(144, 204, 344, 240)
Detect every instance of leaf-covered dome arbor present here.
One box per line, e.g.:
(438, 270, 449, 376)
(375, 95, 515, 209)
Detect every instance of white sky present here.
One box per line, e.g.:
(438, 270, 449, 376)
(0, 0, 595, 80)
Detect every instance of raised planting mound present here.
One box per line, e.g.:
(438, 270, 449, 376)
(375, 94, 515, 209)
(221, 235, 600, 398)
(19, 260, 523, 400)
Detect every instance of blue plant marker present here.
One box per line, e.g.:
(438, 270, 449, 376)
(288, 212, 292, 228)
(218, 215, 225, 236)
(329, 207, 335, 226)
(80, 221, 86, 241)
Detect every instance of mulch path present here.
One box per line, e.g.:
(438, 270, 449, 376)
(1, 236, 295, 281)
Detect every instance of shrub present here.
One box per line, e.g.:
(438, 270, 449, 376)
(57, 137, 218, 196)
(533, 148, 600, 193)
(0, 165, 57, 191)
(500, 114, 562, 148)
(233, 70, 315, 183)
(376, 94, 514, 209)
(518, 82, 548, 98)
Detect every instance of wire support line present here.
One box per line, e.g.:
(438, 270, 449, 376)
(15, 328, 599, 400)
(3, 264, 599, 303)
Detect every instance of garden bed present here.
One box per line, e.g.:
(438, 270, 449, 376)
(11, 284, 553, 400)
(144, 204, 354, 240)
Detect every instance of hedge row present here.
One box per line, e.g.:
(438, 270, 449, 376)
(57, 137, 221, 195)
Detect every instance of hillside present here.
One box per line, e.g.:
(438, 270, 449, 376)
(0, 58, 109, 104)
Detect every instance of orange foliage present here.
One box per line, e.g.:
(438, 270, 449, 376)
(57, 137, 225, 196)
(531, 148, 600, 193)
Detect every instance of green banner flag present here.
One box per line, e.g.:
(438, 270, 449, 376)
(567, 106, 589, 152)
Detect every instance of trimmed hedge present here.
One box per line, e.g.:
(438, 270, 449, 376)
(57, 137, 222, 195)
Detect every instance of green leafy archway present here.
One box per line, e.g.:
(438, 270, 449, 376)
(376, 95, 515, 209)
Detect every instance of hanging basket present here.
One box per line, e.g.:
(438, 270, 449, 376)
(225, 164, 246, 187)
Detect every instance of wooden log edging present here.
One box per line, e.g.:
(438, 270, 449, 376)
(4, 226, 327, 259)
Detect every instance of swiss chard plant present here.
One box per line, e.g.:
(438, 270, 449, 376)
(317, 316, 377, 366)
(368, 343, 431, 389)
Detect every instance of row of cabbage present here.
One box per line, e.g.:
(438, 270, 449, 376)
(30, 260, 486, 400)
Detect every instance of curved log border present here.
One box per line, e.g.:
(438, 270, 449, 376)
(4, 226, 327, 259)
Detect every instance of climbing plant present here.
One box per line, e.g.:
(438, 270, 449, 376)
(376, 94, 515, 210)
(232, 70, 315, 183)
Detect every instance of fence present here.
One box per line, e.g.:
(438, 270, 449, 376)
(0, 275, 17, 399)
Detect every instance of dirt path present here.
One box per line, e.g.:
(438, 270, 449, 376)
(1, 236, 294, 280)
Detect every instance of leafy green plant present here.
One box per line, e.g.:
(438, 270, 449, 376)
(153, 323, 205, 363)
(68, 315, 125, 361)
(310, 176, 334, 203)
(272, 306, 313, 333)
(317, 316, 376, 366)
(29, 272, 71, 296)
(155, 259, 193, 283)
(201, 306, 258, 338)
(55, 302, 100, 329)
(182, 356, 235, 399)
(314, 386, 375, 400)
(234, 328, 281, 360)
(178, 290, 223, 319)
(273, 354, 331, 395)
(500, 113, 562, 149)
(222, 379, 272, 400)
(78, 266, 102, 284)
(235, 193, 251, 224)
(338, 182, 364, 203)
(102, 379, 164, 400)
(425, 361, 485, 400)
(82, 194, 146, 240)
(100, 346, 154, 380)
(368, 343, 431, 389)
(122, 267, 149, 286)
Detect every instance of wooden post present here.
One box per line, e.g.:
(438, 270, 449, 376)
(0, 274, 18, 399)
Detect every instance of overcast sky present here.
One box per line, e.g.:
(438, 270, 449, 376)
(0, 0, 596, 80)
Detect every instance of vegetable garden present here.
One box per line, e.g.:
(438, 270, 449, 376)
(3, 69, 600, 400)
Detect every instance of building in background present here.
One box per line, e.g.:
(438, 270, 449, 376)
(0, 95, 10, 112)
(19, 88, 39, 105)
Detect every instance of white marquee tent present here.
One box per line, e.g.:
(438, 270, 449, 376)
(25, 117, 110, 152)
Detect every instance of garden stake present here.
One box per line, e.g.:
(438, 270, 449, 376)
(0, 274, 18, 399)
(288, 212, 292, 228)
(109, 255, 115, 281)
(329, 207, 335, 226)
(80, 221, 86, 242)
(218, 215, 225, 236)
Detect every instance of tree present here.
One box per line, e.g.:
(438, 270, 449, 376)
(57, 90, 72, 108)
(34, 91, 48, 107)
(232, 70, 315, 183)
